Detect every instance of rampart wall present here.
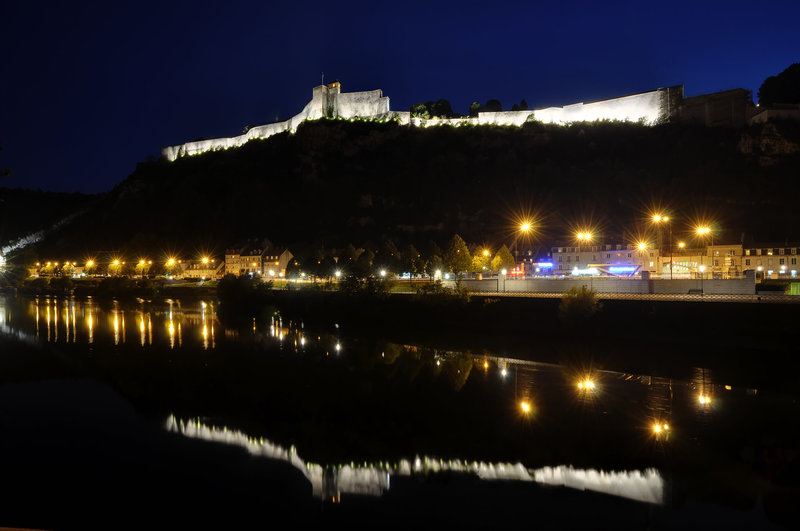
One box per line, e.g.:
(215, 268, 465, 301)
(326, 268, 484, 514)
(162, 84, 682, 161)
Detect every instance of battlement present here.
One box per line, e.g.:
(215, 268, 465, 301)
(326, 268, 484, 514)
(161, 83, 727, 162)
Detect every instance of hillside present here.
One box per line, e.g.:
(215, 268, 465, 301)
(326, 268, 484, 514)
(0, 188, 95, 250)
(30, 118, 800, 258)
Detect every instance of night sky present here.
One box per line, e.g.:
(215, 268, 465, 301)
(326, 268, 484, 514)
(2, 0, 799, 193)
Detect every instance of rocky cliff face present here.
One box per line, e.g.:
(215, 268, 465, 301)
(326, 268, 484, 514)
(738, 122, 800, 165)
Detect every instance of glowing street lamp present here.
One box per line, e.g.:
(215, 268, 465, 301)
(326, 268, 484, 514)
(695, 226, 714, 279)
(636, 242, 647, 275)
(652, 214, 673, 279)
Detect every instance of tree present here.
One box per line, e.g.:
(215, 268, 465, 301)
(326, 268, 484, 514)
(285, 258, 302, 278)
(470, 249, 491, 273)
(484, 99, 502, 112)
(340, 244, 360, 270)
(353, 248, 375, 278)
(425, 254, 444, 278)
(375, 238, 401, 273)
(402, 244, 423, 277)
(432, 99, 454, 118)
(758, 63, 800, 105)
(469, 102, 481, 117)
(410, 102, 430, 118)
(491, 245, 515, 272)
(444, 234, 471, 276)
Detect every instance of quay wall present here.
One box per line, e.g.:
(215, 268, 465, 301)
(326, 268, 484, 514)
(457, 276, 756, 295)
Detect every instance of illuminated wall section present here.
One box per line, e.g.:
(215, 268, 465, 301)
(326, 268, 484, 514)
(532, 89, 664, 125)
(162, 85, 677, 161)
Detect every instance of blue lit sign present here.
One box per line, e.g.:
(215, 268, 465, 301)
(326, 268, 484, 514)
(536, 262, 554, 268)
(609, 266, 637, 273)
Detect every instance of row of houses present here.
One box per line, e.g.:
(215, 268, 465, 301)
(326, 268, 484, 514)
(546, 242, 800, 279)
(182, 246, 293, 280)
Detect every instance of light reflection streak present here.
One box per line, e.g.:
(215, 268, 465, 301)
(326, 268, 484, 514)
(138, 312, 146, 347)
(45, 301, 51, 342)
(113, 311, 120, 345)
(64, 300, 69, 342)
(166, 415, 664, 505)
(71, 302, 77, 343)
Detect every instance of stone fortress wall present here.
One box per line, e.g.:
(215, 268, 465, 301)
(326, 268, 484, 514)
(162, 83, 688, 161)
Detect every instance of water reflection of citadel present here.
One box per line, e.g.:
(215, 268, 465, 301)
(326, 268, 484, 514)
(166, 414, 665, 505)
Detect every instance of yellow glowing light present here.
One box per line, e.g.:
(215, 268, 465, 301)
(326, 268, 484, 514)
(483, 361, 489, 369)
(483, 249, 490, 257)
(113, 260, 120, 266)
(696, 226, 710, 236)
(520, 401, 531, 414)
(579, 379, 596, 391)
(698, 395, 711, 405)
(202, 257, 210, 265)
(577, 232, 593, 242)
(85, 260, 94, 268)
(139, 260, 146, 266)
(653, 423, 661, 433)
(678, 242, 686, 249)
(167, 258, 176, 266)
(520, 222, 532, 232)
(637, 242, 646, 251)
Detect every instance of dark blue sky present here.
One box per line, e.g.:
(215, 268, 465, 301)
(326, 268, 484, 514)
(2, 0, 798, 193)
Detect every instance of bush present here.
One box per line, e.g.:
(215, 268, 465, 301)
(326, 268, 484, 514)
(414, 279, 470, 303)
(49, 276, 74, 291)
(558, 286, 600, 324)
(28, 277, 51, 290)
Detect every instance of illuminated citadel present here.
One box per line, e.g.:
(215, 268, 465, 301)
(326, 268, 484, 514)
(162, 82, 750, 161)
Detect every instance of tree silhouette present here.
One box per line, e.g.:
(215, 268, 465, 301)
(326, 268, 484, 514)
(757, 63, 800, 105)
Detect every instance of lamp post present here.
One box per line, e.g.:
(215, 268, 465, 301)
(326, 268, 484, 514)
(653, 214, 673, 279)
(576, 232, 593, 270)
(518, 222, 533, 275)
(696, 226, 714, 280)
(637, 242, 647, 276)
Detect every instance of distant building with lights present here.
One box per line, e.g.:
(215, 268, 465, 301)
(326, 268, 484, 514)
(182, 259, 224, 280)
(550, 243, 662, 276)
(743, 243, 800, 278)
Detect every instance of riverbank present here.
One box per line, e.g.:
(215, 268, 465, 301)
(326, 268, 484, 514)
(217, 289, 800, 392)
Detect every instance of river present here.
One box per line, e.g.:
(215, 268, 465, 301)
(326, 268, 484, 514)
(0, 294, 796, 528)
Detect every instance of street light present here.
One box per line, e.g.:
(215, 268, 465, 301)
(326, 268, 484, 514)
(652, 214, 673, 279)
(696, 226, 714, 279)
(637, 242, 647, 275)
(576, 232, 593, 268)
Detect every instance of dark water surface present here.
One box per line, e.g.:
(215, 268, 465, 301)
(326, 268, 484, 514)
(0, 294, 797, 528)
